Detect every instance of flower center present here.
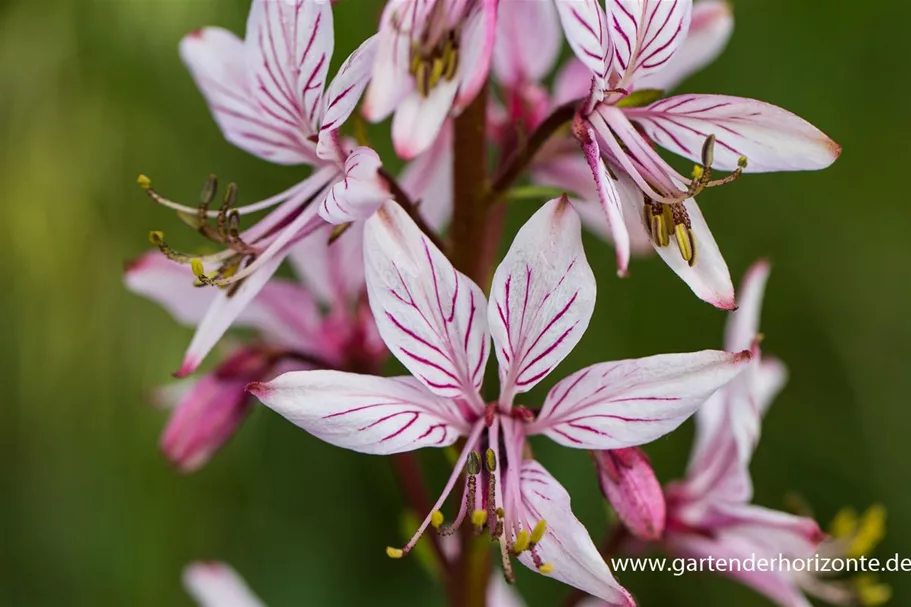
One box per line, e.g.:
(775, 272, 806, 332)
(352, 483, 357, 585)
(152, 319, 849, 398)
(409, 31, 459, 98)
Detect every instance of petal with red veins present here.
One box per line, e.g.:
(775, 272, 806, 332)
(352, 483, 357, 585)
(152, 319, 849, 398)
(392, 78, 460, 160)
(489, 197, 596, 400)
(319, 35, 378, 134)
(554, 0, 612, 93)
(517, 461, 635, 607)
(183, 562, 265, 607)
(635, 0, 734, 92)
(493, 0, 560, 87)
(454, 0, 499, 109)
(364, 201, 489, 404)
(245, 0, 333, 137)
(320, 147, 390, 224)
(594, 447, 666, 541)
(179, 27, 317, 165)
(529, 349, 752, 449)
(608, 0, 692, 88)
(363, 0, 425, 121)
(248, 371, 469, 454)
(627, 94, 841, 172)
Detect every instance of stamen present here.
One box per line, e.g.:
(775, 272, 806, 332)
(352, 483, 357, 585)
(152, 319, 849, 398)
(471, 510, 488, 529)
(538, 563, 554, 575)
(498, 537, 516, 584)
(643, 200, 670, 248)
(148, 231, 204, 265)
(670, 204, 697, 266)
(512, 530, 530, 554)
(430, 510, 444, 529)
(529, 519, 547, 548)
(706, 156, 748, 188)
(386, 547, 404, 559)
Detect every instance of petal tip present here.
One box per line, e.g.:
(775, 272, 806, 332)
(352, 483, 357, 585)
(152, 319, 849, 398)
(245, 381, 268, 398)
(733, 349, 753, 364)
(173, 358, 198, 379)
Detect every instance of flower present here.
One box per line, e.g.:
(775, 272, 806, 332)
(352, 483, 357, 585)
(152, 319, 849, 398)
(593, 447, 665, 541)
(662, 260, 828, 606)
(249, 196, 751, 602)
(363, 0, 499, 159)
(125, 224, 385, 472)
(556, 0, 840, 308)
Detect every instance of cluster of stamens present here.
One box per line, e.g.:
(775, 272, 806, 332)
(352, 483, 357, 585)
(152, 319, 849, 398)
(410, 31, 459, 98)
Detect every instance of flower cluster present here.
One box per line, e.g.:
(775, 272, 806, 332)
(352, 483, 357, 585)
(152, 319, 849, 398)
(125, 1, 886, 606)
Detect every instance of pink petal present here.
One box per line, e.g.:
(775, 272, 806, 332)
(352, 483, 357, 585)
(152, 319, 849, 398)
(287, 221, 365, 309)
(635, 0, 734, 91)
(179, 27, 317, 165)
(454, 0, 499, 109)
(392, 80, 460, 160)
(594, 448, 666, 541)
(553, 58, 597, 107)
(517, 461, 635, 607)
(608, 0, 692, 88)
(398, 120, 454, 231)
(554, 0, 612, 93)
(627, 94, 841, 172)
(183, 562, 265, 607)
(487, 575, 527, 607)
(492, 0, 560, 86)
(488, 197, 596, 401)
(245, 0, 334, 137)
(364, 201, 489, 405)
(362, 0, 425, 121)
(319, 146, 390, 224)
(724, 259, 770, 352)
(248, 371, 469, 454)
(529, 349, 752, 449)
(124, 252, 220, 327)
(318, 34, 378, 134)
(754, 356, 788, 418)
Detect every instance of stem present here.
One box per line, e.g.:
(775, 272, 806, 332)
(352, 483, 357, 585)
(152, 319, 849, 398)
(378, 167, 445, 250)
(560, 524, 629, 607)
(390, 453, 452, 575)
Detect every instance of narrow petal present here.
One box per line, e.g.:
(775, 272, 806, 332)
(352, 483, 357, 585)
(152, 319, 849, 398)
(454, 0, 499, 109)
(392, 79, 460, 160)
(318, 35, 378, 134)
(517, 461, 635, 607)
(608, 0, 692, 88)
(488, 197, 596, 400)
(627, 94, 841, 172)
(724, 259, 770, 352)
(179, 27, 317, 165)
(594, 448, 666, 541)
(398, 120, 454, 231)
(529, 350, 752, 449)
(362, 0, 423, 121)
(364, 201, 489, 404)
(183, 562, 265, 607)
(635, 0, 734, 91)
(245, 0, 334, 136)
(755, 356, 788, 418)
(287, 221, 365, 309)
(248, 371, 468, 454)
(493, 0, 560, 86)
(124, 252, 220, 327)
(554, 0, 612, 92)
(319, 147, 390, 224)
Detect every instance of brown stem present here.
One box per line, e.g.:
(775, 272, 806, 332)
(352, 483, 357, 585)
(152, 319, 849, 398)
(560, 524, 629, 607)
(483, 101, 578, 208)
(377, 167, 446, 250)
(390, 453, 452, 575)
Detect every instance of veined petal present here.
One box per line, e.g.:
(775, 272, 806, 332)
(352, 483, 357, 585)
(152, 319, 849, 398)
(392, 80, 460, 160)
(287, 221, 365, 309)
(245, 0, 334, 137)
(398, 120, 454, 231)
(455, 0, 499, 109)
(320, 147, 390, 224)
(489, 197, 596, 400)
(183, 562, 265, 607)
(362, 0, 424, 121)
(627, 94, 841, 172)
(493, 0, 560, 86)
(712, 501, 824, 556)
(635, 0, 734, 91)
(554, 0, 612, 93)
(248, 371, 468, 454)
(179, 27, 317, 165)
(319, 34, 378, 134)
(529, 349, 752, 449)
(517, 461, 635, 607)
(608, 0, 692, 88)
(724, 259, 770, 352)
(594, 448, 666, 541)
(364, 201, 489, 404)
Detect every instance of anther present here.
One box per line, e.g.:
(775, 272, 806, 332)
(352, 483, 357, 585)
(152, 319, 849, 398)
(329, 222, 352, 244)
(512, 530, 530, 554)
(467, 451, 481, 476)
(471, 509, 488, 529)
(200, 174, 218, 206)
(706, 155, 748, 188)
(485, 448, 497, 472)
(529, 519, 547, 547)
(385, 547, 404, 559)
(538, 563, 554, 575)
(137, 174, 152, 190)
(701, 134, 716, 168)
(671, 204, 697, 266)
(431, 510, 444, 529)
(644, 201, 670, 248)
(190, 259, 205, 278)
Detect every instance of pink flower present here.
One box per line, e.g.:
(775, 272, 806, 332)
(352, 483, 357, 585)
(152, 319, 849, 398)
(249, 196, 751, 603)
(593, 447, 665, 541)
(363, 0, 499, 159)
(556, 0, 840, 308)
(125, 224, 385, 472)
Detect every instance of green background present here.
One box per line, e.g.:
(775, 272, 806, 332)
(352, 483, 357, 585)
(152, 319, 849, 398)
(2, 0, 908, 605)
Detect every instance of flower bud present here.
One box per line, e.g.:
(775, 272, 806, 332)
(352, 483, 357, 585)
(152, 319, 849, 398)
(594, 448, 666, 541)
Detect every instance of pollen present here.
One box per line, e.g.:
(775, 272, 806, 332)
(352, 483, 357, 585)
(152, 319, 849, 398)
(471, 509, 488, 529)
(137, 174, 152, 190)
(530, 519, 547, 545)
(385, 547, 404, 559)
(190, 259, 205, 278)
(512, 530, 530, 554)
(691, 165, 704, 180)
(538, 563, 554, 575)
(430, 510, 444, 529)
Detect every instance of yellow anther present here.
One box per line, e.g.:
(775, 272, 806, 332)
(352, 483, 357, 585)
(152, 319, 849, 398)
(495, 507, 504, 519)
(692, 165, 704, 180)
(855, 575, 892, 606)
(471, 510, 488, 528)
(428, 56, 445, 90)
(386, 547, 404, 559)
(830, 506, 859, 539)
(415, 61, 431, 97)
(431, 510, 444, 529)
(674, 223, 697, 267)
(737, 156, 749, 169)
(137, 174, 152, 189)
(538, 563, 554, 575)
(442, 39, 459, 81)
(467, 451, 481, 475)
(486, 448, 497, 472)
(190, 259, 206, 278)
(850, 505, 887, 558)
(512, 530, 530, 554)
(530, 519, 547, 545)
(148, 230, 165, 246)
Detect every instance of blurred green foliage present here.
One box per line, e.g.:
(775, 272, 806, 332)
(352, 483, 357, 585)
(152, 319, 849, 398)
(2, 0, 910, 605)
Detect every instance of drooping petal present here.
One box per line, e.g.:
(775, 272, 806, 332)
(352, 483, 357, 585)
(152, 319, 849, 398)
(594, 448, 666, 541)
(319, 147, 390, 224)
(364, 201, 489, 404)
(608, 0, 692, 88)
(398, 120, 454, 231)
(287, 221, 365, 309)
(179, 27, 317, 165)
(517, 461, 635, 607)
(724, 259, 770, 352)
(493, 0, 560, 87)
(455, 0, 499, 109)
(635, 0, 734, 91)
(554, 0, 612, 93)
(529, 350, 752, 449)
(245, 0, 334, 137)
(248, 371, 469, 454)
(392, 79, 461, 160)
(627, 94, 841, 172)
(488, 197, 596, 401)
(318, 35, 379, 134)
(183, 562, 265, 607)
(754, 356, 788, 418)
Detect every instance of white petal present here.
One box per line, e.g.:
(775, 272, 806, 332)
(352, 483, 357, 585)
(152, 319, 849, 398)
(754, 356, 787, 418)
(392, 80, 460, 160)
(319, 35, 378, 133)
(287, 221, 365, 308)
(179, 27, 316, 165)
(517, 461, 635, 607)
(362, 0, 424, 121)
(608, 0, 692, 88)
(493, 0, 560, 86)
(724, 259, 770, 352)
(364, 201, 489, 404)
(487, 575, 527, 607)
(529, 350, 752, 449)
(249, 371, 468, 454)
(635, 0, 734, 91)
(398, 120, 454, 231)
(627, 94, 841, 172)
(554, 0, 612, 92)
(455, 0, 499, 109)
(183, 562, 265, 607)
(489, 197, 596, 400)
(319, 147, 390, 224)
